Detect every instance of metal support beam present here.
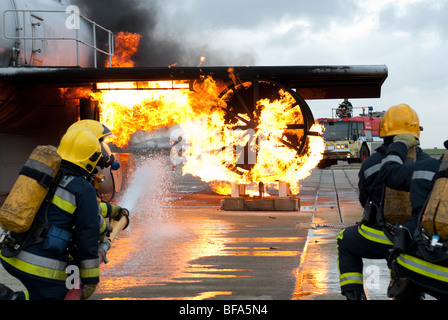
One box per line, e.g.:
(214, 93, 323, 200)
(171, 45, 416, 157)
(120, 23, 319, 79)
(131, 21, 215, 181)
(0, 65, 388, 99)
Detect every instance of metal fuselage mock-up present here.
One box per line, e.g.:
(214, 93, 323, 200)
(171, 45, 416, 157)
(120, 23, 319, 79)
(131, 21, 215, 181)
(0, 0, 104, 67)
(0, 0, 388, 193)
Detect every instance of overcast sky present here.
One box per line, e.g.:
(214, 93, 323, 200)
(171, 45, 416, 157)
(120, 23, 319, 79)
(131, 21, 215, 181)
(92, 0, 447, 148)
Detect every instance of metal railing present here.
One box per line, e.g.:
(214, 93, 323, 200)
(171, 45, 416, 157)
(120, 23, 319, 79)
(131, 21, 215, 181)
(3, 9, 114, 67)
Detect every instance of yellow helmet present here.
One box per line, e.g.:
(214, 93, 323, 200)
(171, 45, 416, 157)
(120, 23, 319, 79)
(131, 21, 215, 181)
(67, 120, 116, 168)
(57, 127, 102, 173)
(67, 120, 113, 141)
(379, 104, 422, 138)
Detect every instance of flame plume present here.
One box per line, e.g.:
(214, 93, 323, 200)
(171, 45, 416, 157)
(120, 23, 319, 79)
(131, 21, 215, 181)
(110, 32, 142, 68)
(74, 32, 324, 195)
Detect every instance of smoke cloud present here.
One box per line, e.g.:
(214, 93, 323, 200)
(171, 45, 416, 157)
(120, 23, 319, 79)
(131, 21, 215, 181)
(72, 0, 255, 67)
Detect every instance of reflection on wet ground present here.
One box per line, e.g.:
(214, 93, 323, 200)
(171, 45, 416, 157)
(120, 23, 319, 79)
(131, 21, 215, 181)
(88, 155, 371, 300)
(95, 192, 309, 299)
(89, 155, 311, 300)
(292, 228, 341, 299)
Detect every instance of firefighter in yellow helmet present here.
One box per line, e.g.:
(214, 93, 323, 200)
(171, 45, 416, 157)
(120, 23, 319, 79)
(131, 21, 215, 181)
(67, 119, 116, 170)
(337, 104, 430, 300)
(378, 111, 448, 299)
(379, 103, 422, 139)
(66, 120, 128, 240)
(1, 128, 106, 300)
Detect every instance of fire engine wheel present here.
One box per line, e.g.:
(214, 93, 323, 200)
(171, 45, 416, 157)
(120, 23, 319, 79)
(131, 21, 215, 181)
(360, 144, 370, 162)
(219, 79, 315, 171)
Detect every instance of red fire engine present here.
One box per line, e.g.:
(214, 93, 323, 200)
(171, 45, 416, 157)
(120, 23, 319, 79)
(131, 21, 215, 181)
(317, 105, 384, 168)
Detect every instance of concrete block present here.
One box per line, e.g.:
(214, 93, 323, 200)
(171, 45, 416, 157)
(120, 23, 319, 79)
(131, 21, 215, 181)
(221, 196, 300, 211)
(220, 197, 244, 210)
(274, 197, 300, 211)
(243, 199, 275, 211)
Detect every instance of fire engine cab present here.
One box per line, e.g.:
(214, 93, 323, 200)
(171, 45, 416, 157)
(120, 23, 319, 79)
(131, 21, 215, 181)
(317, 105, 384, 168)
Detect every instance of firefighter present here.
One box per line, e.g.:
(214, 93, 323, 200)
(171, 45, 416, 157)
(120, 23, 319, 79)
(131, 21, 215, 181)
(66, 119, 128, 239)
(0, 127, 111, 300)
(378, 132, 448, 299)
(336, 104, 430, 300)
(337, 98, 353, 118)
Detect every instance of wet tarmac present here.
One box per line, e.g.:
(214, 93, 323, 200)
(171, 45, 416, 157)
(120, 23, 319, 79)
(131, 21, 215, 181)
(0, 157, 393, 301)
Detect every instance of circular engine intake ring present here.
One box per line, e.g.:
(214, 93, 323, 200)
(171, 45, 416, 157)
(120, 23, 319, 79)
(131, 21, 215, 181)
(219, 79, 315, 172)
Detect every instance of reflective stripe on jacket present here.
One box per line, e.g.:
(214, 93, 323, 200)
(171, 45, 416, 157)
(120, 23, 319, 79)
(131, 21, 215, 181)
(339, 272, 364, 287)
(397, 254, 448, 283)
(358, 224, 393, 245)
(52, 186, 77, 214)
(1, 250, 68, 281)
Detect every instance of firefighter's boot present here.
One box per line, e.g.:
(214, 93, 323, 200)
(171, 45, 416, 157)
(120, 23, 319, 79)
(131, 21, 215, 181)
(344, 289, 367, 300)
(0, 284, 18, 300)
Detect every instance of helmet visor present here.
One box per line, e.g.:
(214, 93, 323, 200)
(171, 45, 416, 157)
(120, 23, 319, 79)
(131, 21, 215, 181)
(97, 141, 115, 169)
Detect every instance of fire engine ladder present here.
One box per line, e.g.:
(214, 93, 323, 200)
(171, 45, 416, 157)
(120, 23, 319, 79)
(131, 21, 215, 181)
(2, 8, 114, 67)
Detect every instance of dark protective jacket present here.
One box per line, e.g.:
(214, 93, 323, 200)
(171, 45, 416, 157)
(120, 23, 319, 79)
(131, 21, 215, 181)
(378, 142, 439, 228)
(358, 141, 390, 208)
(378, 143, 448, 299)
(1, 162, 100, 285)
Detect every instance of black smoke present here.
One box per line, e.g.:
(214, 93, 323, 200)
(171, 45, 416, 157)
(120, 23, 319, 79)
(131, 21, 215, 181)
(72, 0, 253, 67)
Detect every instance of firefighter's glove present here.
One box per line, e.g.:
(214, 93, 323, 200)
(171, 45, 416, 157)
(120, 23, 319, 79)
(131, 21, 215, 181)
(394, 133, 420, 149)
(110, 204, 125, 221)
(81, 283, 97, 300)
(98, 239, 111, 263)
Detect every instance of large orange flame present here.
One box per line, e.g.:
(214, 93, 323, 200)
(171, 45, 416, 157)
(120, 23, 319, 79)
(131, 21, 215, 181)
(110, 32, 142, 67)
(70, 32, 324, 195)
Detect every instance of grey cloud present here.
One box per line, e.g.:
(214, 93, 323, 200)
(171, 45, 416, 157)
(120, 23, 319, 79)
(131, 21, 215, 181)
(378, 2, 448, 35)
(164, 0, 357, 31)
(72, 0, 256, 66)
